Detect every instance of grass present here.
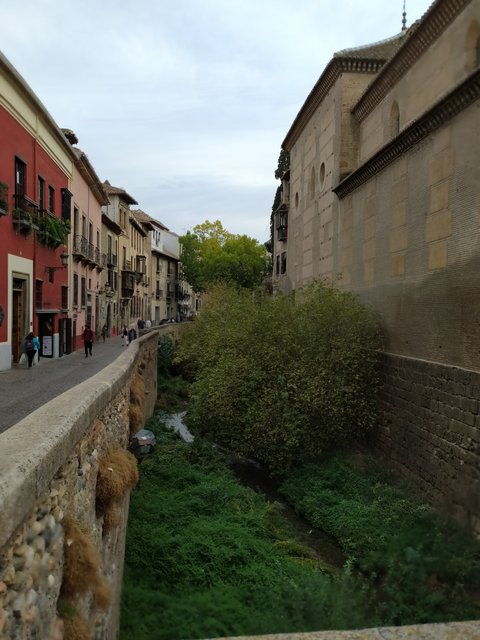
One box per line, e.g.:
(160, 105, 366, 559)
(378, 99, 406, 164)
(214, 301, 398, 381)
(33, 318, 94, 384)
(120, 417, 374, 640)
(121, 398, 480, 637)
(280, 456, 480, 626)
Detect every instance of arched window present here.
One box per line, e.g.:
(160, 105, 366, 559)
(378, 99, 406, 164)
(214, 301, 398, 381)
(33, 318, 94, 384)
(466, 21, 480, 70)
(310, 166, 316, 200)
(390, 101, 400, 138)
(319, 163, 326, 190)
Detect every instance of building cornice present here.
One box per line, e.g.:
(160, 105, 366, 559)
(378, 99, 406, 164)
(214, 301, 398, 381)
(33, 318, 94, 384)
(101, 213, 122, 236)
(282, 57, 385, 151)
(353, 0, 472, 121)
(0, 51, 76, 162)
(75, 151, 109, 206)
(334, 68, 480, 199)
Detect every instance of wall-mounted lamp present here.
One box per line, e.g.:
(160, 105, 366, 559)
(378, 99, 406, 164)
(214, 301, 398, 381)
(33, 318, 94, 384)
(45, 250, 69, 279)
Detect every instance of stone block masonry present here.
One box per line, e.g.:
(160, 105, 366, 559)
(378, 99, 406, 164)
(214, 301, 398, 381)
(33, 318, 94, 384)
(373, 353, 480, 531)
(0, 331, 158, 639)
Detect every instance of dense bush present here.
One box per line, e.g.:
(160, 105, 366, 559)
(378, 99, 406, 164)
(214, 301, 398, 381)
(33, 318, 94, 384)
(177, 281, 383, 471)
(280, 458, 480, 625)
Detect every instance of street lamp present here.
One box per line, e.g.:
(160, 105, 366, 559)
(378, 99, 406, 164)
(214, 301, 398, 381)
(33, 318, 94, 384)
(45, 250, 69, 279)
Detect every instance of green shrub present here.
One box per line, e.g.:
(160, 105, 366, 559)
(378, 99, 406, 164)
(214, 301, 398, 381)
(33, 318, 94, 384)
(120, 424, 376, 639)
(176, 281, 383, 471)
(280, 458, 480, 625)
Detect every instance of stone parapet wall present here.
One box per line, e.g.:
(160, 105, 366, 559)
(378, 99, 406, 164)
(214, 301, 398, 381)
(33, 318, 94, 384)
(372, 352, 480, 531)
(0, 331, 158, 639)
(212, 620, 480, 639)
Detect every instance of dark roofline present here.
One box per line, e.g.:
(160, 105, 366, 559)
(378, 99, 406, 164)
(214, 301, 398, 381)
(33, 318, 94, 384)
(334, 67, 480, 198)
(101, 213, 122, 235)
(102, 180, 138, 205)
(0, 51, 76, 163)
(130, 215, 147, 237)
(74, 150, 109, 206)
(282, 56, 386, 151)
(352, 0, 469, 121)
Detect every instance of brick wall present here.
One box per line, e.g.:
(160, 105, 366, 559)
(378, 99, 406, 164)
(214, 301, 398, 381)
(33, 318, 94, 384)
(372, 353, 480, 531)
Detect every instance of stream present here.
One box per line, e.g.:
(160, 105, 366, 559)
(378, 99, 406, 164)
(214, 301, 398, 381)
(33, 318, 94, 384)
(164, 412, 345, 573)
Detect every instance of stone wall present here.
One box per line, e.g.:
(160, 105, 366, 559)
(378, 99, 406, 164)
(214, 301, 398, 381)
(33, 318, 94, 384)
(0, 330, 158, 639)
(371, 352, 480, 532)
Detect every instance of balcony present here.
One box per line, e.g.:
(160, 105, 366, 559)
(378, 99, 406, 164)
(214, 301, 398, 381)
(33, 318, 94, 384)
(72, 235, 89, 261)
(107, 252, 118, 268)
(121, 270, 135, 299)
(12, 195, 39, 234)
(94, 247, 106, 271)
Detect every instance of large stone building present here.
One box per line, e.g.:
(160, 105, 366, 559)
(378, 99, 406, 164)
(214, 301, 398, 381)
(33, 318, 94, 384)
(274, 0, 480, 526)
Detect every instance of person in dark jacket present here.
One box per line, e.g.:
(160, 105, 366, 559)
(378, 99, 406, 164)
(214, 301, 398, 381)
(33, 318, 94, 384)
(24, 331, 40, 368)
(83, 325, 94, 357)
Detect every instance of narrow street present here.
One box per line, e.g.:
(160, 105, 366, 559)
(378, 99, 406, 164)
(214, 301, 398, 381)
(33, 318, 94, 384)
(0, 334, 145, 434)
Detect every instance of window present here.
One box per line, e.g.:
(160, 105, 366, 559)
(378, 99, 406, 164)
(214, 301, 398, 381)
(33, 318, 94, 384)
(15, 158, 26, 203)
(73, 207, 79, 237)
(309, 166, 316, 200)
(35, 280, 43, 308)
(89, 222, 93, 244)
(48, 186, 55, 213)
(281, 252, 287, 275)
(81, 277, 86, 307)
(61, 286, 68, 310)
(390, 102, 400, 137)
(61, 188, 71, 221)
(38, 177, 45, 210)
(82, 215, 86, 238)
(73, 273, 78, 306)
(319, 163, 326, 189)
(276, 255, 280, 275)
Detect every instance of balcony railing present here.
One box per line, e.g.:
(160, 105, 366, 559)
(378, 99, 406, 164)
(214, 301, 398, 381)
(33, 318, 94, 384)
(107, 252, 118, 268)
(72, 235, 89, 259)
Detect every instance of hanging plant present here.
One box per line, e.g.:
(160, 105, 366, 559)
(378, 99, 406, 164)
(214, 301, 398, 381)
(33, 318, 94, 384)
(12, 207, 34, 234)
(38, 214, 69, 248)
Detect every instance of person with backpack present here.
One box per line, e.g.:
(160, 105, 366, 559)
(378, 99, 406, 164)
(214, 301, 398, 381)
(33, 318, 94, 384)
(23, 331, 39, 368)
(83, 325, 94, 357)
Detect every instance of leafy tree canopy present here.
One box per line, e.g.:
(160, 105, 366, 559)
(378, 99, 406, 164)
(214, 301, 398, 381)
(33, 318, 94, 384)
(180, 220, 268, 292)
(177, 280, 384, 472)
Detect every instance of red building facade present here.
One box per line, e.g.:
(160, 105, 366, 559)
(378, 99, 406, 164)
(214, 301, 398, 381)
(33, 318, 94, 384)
(0, 53, 74, 370)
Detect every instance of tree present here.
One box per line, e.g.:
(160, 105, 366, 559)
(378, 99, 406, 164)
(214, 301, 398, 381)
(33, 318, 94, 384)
(180, 220, 268, 291)
(177, 281, 384, 472)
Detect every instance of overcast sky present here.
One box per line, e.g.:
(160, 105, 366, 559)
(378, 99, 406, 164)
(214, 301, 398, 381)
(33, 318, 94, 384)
(1, 0, 432, 241)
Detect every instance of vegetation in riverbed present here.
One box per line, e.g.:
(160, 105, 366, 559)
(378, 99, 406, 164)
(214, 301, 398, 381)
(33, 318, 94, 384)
(120, 418, 375, 640)
(156, 335, 190, 412)
(280, 457, 480, 626)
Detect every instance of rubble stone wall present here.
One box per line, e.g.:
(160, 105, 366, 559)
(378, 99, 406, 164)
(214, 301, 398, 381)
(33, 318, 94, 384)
(372, 352, 480, 532)
(0, 330, 158, 640)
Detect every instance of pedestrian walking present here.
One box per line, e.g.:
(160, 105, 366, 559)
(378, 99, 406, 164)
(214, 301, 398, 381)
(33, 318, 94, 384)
(83, 325, 94, 357)
(23, 331, 40, 368)
(101, 324, 107, 342)
(122, 326, 129, 347)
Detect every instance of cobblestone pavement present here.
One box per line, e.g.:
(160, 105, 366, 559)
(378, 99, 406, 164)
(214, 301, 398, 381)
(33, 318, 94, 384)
(0, 334, 137, 433)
